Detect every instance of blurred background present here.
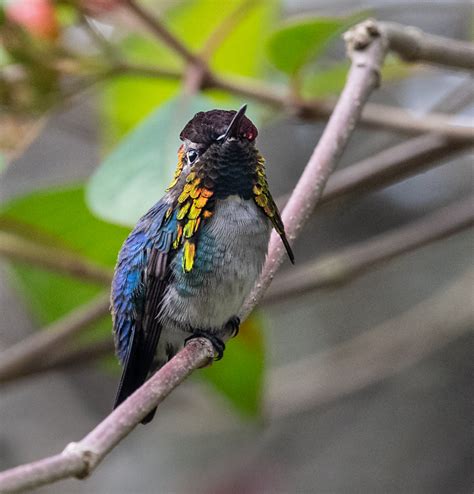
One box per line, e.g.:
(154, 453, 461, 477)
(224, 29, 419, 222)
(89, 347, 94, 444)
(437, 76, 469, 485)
(0, 0, 473, 493)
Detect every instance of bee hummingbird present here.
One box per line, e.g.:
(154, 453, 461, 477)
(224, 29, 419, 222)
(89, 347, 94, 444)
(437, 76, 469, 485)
(111, 105, 294, 423)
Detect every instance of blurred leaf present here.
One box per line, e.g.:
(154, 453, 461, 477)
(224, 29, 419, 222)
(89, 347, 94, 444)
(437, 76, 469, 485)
(101, 0, 277, 144)
(200, 313, 265, 417)
(266, 16, 346, 76)
(55, 3, 78, 27)
(91, 93, 240, 226)
(303, 56, 411, 97)
(0, 185, 128, 325)
(210, 0, 278, 77)
(101, 35, 180, 145)
(0, 44, 10, 66)
(303, 63, 349, 98)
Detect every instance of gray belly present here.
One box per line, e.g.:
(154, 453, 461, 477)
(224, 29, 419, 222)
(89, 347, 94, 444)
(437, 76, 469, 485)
(158, 197, 270, 347)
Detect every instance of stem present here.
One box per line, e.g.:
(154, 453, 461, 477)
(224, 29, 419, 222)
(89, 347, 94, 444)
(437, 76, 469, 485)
(0, 232, 113, 284)
(206, 74, 474, 142)
(115, 61, 181, 80)
(239, 19, 388, 321)
(199, 0, 257, 61)
(267, 268, 474, 417)
(31, 338, 115, 376)
(264, 198, 474, 304)
(125, 0, 202, 67)
(0, 294, 110, 384)
(0, 339, 213, 492)
(276, 134, 470, 209)
(320, 135, 468, 203)
(379, 21, 474, 70)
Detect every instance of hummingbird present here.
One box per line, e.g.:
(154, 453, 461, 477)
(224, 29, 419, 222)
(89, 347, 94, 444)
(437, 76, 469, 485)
(111, 105, 294, 423)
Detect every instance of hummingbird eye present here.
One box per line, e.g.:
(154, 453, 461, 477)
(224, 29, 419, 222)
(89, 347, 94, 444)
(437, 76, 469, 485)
(187, 149, 198, 165)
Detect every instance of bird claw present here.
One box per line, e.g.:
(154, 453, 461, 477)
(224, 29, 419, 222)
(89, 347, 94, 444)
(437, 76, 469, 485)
(185, 331, 225, 361)
(226, 316, 240, 338)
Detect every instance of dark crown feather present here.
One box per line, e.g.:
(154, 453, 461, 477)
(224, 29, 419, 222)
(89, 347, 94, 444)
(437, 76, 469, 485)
(180, 109, 258, 145)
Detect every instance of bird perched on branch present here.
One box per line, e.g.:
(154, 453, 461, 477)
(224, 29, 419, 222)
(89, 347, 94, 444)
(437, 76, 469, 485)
(111, 105, 294, 423)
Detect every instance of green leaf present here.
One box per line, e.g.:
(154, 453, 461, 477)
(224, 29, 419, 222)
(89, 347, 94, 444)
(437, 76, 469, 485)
(200, 314, 265, 417)
(266, 16, 346, 76)
(0, 185, 128, 325)
(89, 93, 261, 226)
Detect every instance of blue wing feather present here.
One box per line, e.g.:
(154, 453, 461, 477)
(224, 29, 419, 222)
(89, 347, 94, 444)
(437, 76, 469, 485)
(112, 200, 175, 361)
(111, 199, 178, 417)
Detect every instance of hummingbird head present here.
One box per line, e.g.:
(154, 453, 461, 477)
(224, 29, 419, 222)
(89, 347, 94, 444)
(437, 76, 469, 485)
(178, 105, 259, 199)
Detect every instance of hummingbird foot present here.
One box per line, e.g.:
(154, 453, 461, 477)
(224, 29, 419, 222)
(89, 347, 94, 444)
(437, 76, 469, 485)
(226, 316, 241, 338)
(185, 331, 226, 361)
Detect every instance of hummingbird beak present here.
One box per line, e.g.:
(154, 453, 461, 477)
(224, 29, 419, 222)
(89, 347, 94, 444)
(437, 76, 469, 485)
(219, 104, 247, 141)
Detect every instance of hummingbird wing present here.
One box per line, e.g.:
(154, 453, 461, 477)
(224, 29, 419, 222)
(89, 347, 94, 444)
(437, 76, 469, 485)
(253, 156, 295, 263)
(112, 199, 177, 421)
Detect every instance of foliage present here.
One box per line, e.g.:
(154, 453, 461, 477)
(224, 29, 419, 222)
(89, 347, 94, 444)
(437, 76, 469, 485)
(266, 16, 346, 76)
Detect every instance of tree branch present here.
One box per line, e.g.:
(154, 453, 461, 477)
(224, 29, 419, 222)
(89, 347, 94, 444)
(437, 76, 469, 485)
(206, 73, 474, 142)
(277, 134, 470, 210)
(20, 337, 115, 378)
(0, 231, 113, 284)
(379, 21, 474, 70)
(239, 19, 388, 321)
(320, 135, 469, 203)
(276, 74, 473, 209)
(110, 15, 474, 141)
(264, 198, 474, 304)
(0, 294, 110, 385)
(0, 338, 214, 492)
(267, 268, 474, 418)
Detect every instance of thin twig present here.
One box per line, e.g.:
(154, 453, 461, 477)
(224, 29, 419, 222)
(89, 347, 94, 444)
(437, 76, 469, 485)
(124, 0, 203, 67)
(320, 135, 469, 203)
(26, 338, 115, 377)
(199, 0, 257, 61)
(114, 61, 181, 80)
(267, 268, 474, 417)
(0, 231, 113, 284)
(275, 76, 474, 208)
(276, 134, 470, 209)
(108, 21, 474, 141)
(0, 294, 110, 385)
(264, 198, 474, 304)
(206, 72, 474, 141)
